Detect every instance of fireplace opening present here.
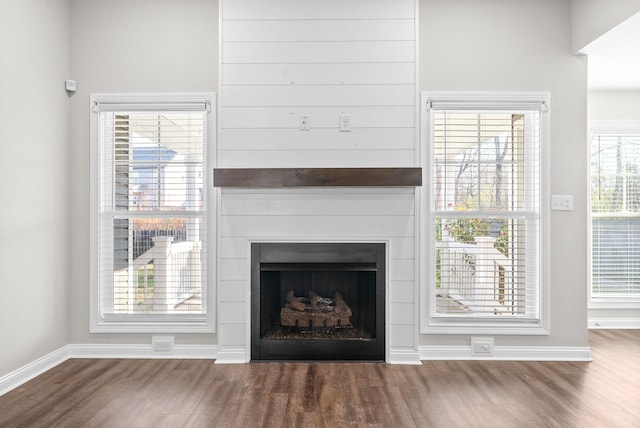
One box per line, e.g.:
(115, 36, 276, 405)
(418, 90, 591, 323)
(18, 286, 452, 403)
(251, 243, 385, 361)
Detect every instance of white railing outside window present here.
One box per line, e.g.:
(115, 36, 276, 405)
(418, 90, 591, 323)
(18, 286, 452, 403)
(90, 93, 215, 333)
(422, 92, 549, 335)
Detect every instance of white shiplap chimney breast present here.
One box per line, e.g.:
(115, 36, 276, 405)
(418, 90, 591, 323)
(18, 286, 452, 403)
(217, 0, 419, 364)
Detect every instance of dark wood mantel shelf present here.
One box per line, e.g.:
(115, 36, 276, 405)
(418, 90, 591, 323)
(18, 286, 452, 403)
(213, 167, 422, 188)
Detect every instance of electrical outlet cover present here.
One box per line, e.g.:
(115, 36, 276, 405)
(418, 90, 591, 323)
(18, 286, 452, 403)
(339, 114, 351, 132)
(551, 195, 573, 211)
(300, 115, 310, 131)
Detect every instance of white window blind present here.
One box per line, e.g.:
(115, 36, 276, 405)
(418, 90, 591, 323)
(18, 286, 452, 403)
(426, 95, 546, 327)
(590, 130, 640, 299)
(91, 94, 214, 331)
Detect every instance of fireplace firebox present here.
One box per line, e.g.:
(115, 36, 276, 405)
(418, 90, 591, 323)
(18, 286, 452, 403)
(251, 242, 385, 361)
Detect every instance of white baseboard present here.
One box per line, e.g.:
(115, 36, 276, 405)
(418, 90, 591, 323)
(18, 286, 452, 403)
(388, 349, 422, 365)
(0, 346, 70, 397)
(589, 318, 640, 329)
(419, 345, 592, 361)
(67, 343, 219, 359)
(0, 343, 219, 397)
(214, 347, 249, 364)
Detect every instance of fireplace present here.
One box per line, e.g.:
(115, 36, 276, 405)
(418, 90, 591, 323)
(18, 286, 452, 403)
(251, 242, 385, 361)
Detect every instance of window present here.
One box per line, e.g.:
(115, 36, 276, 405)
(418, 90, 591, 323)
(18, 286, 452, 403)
(590, 122, 640, 305)
(90, 94, 215, 332)
(421, 93, 549, 334)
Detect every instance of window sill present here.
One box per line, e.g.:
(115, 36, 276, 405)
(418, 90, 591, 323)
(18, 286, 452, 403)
(423, 319, 549, 336)
(90, 314, 214, 334)
(589, 299, 640, 310)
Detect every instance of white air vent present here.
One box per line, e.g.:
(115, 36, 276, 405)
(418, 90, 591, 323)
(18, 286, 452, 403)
(471, 337, 494, 356)
(152, 336, 174, 353)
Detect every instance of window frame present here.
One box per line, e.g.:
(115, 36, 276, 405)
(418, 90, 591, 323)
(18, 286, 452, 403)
(89, 93, 216, 333)
(588, 121, 640, 310)
(420, 92, 550, 335)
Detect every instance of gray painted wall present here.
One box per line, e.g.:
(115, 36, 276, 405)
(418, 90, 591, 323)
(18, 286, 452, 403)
(419, 0, 589, 348)
(589, 91, 640, 120)
(68, 0, 219, 345)
(571, 0, 640, 52)
(0, 0, 70, 376)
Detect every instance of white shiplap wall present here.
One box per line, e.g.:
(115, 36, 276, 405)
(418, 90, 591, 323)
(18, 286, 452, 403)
(220, 0, 417, 167)
(217, 189, 418, 363)
(217, 0, 419, 364)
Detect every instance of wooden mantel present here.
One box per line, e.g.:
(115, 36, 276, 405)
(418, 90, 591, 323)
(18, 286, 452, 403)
(213, 167, 422, 188)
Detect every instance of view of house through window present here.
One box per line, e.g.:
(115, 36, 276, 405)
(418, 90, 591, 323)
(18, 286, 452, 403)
(93, 98, 211, 326)
(427, 98, 544, 324)
(590, 127, 640, 300)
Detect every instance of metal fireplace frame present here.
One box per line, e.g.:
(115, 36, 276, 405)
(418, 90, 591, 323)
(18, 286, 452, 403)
(251, 242, 386, 361)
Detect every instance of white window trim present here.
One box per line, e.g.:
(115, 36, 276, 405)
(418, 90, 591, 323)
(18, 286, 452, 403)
(588, 120, 640, 309)
(419, 92, 550, 335)
(89, 93, 216, 333)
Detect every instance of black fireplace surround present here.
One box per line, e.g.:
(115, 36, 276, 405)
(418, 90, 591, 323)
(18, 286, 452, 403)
(251, 242, 385, 361)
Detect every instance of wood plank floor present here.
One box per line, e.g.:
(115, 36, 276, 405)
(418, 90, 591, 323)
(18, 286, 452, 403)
(0, 330, 638, 427)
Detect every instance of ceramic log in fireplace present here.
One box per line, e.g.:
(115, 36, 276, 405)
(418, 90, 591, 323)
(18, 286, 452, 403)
(251, 242, 385, 361)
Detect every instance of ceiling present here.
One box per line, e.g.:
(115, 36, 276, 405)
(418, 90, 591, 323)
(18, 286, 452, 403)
(581, 11, 640, 91)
